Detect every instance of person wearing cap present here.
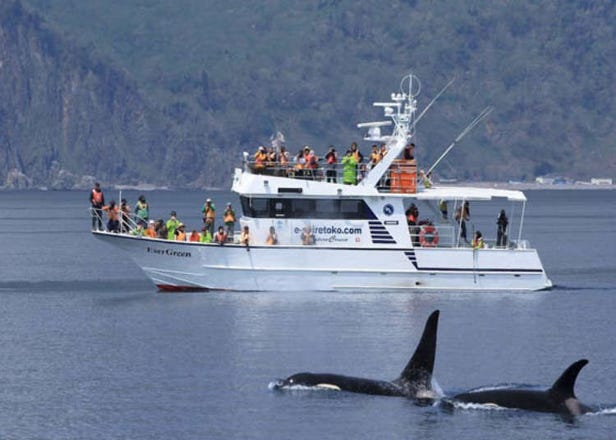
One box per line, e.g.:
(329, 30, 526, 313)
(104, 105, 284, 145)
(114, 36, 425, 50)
(145, 220, 157, 238)
(253, 145, 268, 173)
(134, 195, 149, 227)
(166, 211, 181, 240)
(202, 198, 216, 236)
(175, 223, 186, 241)
(223, 203, 236, 236)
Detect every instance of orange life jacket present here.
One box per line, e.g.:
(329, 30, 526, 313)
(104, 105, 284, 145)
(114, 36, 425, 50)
(223, 209, 235, 223)
(92, 189, 103, 205)
(254, 151, 267, 168)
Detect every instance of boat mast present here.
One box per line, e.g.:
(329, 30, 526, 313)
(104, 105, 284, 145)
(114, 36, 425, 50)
(359, 74, 419, 188)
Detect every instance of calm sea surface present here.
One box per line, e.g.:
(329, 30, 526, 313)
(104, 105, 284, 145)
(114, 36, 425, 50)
(0, 189, 615, 439)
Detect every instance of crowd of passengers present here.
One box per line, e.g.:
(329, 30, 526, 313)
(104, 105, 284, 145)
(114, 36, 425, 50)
(250, 141, 422, 185)
(90, 184, 250, 245)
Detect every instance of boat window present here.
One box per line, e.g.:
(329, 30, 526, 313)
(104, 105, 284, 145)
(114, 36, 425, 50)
(240, 196, 376, 219)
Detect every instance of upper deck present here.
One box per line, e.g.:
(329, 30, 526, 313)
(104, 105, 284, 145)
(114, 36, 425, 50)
(233, 73, 521, 203)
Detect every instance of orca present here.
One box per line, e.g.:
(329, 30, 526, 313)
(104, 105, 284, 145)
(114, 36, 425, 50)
(453, 359, 592, 415)
(271, 310, 439, 398)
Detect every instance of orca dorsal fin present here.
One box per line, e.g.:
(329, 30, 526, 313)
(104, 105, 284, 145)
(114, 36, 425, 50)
(398, 310, 439, 385)
(550, 359, 589, 398)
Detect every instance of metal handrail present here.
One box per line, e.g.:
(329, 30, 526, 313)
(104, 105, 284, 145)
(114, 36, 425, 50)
(242, 158, 418, 192)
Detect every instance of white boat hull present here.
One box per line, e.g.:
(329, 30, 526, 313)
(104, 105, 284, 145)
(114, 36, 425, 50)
(94, 232, 553, 292)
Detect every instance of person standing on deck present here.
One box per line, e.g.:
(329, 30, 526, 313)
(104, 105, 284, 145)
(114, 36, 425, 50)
(342, 150, 358, 185)
(223, 203, 236, 237)
(325, 146, 338, 183)
(496, 209, 509, 247)
(472, 231, 485, 249)
(202, 198, 216, 236)
(166, 211, 181, 240)
(102, 200, 119, 233)
(89, 182, 105, 230)
(134, 195, 149, 227)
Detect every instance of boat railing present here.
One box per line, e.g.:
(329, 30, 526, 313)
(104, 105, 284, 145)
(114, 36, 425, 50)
(242, 158, 418, 193)
(89, 207, 143, 233)
(409, 224, 530, 250)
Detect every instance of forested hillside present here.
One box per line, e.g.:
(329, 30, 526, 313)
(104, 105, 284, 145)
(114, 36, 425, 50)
(1, 0, 615, 188)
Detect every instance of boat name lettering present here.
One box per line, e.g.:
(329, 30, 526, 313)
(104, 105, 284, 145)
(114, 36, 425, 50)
(146, 246, 192, 258)
(294, 226, 363, 235)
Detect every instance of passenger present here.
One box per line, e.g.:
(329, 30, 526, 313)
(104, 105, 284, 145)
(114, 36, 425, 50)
(278, 146, 290, 176)
(89, 182, 105, 230)
(265, 226, 278, 245)
(214, 226, 228, 245)
(200, 226, 213, 243)
(189, 230, 200, 242)
(145, 220, 157, 238)
(223, 202, 236, 236)
(379, 143, 388, 158)
(293, 148, 306, 178)
(324, 145, 337, 183)
(438, 200, 448, 220)
(134, 195, 149, 227)
(267, 146, 277, 168)
(455, 203, 470, 245)
(403, 143, 415, 160)
(496, 209, 509, 247)
(419, 169, 432, 188)
(120, 198, 131, 233)
(369, 144, 381, 168)
(342, 150, 358, 185)
(301, 225, 315, 245)
(157, 221, 168, 239)
(350, 142, 363, 164)
(131, 224, 145, 237)
(303, 146, 318, 179)
(472, 230, 485, 249)
(175, 223, 187, 241)
(240, 225, 250, 250)
(202, 198, 216, 236)
(166, 211, 181, 240)
(350, 142, 364, 181)
(406, 203, 420, 246)
(102, 200, 120, 233)
(253, 146, 268, 173)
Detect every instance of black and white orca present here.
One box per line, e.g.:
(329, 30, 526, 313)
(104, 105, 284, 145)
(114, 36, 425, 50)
(271, 310, 439, 399)
(453, 359, 592, 415)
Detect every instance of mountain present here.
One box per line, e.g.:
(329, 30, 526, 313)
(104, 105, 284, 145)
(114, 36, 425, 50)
(2, 0, 615, 189)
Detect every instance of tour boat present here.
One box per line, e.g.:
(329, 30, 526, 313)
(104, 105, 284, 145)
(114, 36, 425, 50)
(92, 74, 552, 292)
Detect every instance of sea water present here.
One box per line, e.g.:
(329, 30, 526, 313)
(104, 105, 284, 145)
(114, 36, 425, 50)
(0, 189, 614, 439)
